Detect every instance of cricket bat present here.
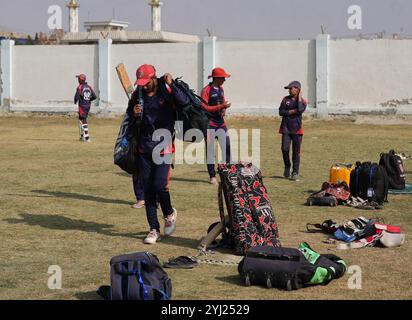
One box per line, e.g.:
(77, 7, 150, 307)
(116, 63, 134, 100)
(198, 215, 230, 251)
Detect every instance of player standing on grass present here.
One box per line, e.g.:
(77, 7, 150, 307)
(74, 74, 97, 142)
(278, 81, 307, 181)
(200, 67, 232, 186)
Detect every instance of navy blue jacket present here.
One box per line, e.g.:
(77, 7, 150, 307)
(128, 79, 190, 155)
(74, 83, 97, 108)
(278, 96, 307, 135)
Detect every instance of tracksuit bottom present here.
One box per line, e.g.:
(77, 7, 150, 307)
(132, 174, 145, 201)
(138, 153, 173, 232)
(206, 124, 231, 178)
(281, 134, 303, 174)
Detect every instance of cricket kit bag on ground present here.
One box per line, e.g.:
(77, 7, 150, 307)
(108, 252, 172, 300)
(218, 163, 281, 255)
(306, 181, 351, 206)
(350, 161, 389, 204)
(379, 150, 406, 190)
(238, 243, 346, 291)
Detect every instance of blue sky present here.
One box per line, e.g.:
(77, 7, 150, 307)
(0, 0, 411, 39)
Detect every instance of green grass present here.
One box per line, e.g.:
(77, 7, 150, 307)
(0, 115, 411, 300)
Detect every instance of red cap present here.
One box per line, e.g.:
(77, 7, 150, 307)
(76, 74, 86, 81)
(135, 64, 156, 86)
(208, 67, 230, 79)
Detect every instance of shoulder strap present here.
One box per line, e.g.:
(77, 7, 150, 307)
(157, 77, 173, 102)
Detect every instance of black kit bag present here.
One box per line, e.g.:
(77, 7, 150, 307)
(350, 161, 363, 198)
(107, 252, 172, 300)
(238, 246, 313, 291)
(158, 77, 212, 143)
(350, 162, 389, 204)
(379, 150, 406, 190)
(238, 244, 347, 291)
(359, 162, 389, 204)
(113, 88, 143, 175)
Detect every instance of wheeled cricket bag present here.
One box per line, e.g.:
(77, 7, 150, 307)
(379, 150, 406, 190)
(218, 163, 281, 255)
(238, 243, 347, 291)
(109, 252, 172, 300)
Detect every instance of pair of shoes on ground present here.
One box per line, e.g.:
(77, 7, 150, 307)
(345, 196, 383, 210)
(163, 256, 198, 269)
(144, 208, 177, 244)
(284, 168, 300, 181)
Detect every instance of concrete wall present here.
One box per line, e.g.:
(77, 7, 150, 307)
(2, 36, 412, 115)
(12, 45, 97, 111)
(217, 40, 316, 114)
(110, 43, 202, 109)
(329, 39, 412, 112)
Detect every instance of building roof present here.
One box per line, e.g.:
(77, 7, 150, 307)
(84, 20, 129, 29)
(0, 31, 29, 39)
(61, 30, 200, 44)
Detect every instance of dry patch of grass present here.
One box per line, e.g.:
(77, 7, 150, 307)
(0, 115, 411, 300)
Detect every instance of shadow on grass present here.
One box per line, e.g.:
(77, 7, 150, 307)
(215, 275, 243, 286)
(3, 213, 136, 239)
(160, 235, 202, 250)
(3, 213, 202, 250)
(269, 176, 289, 180)
(113, 172, 132, 178)
(31, 189, 133, 206)
(170, 177, 210, 184)
(74, 291, 102, 300)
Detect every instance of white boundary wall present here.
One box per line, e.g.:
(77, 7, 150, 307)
(1, 36, 412, 116)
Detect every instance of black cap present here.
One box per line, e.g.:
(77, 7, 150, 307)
(284, 81, 301, 89)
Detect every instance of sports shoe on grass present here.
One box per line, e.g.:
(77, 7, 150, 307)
(291, 172, 300, 181)
(131, 200, 145, 209)
(144, 229, 161, 244)
(283, 167, 290, 178)
(210, 177, 218, 186)
(164, 208, 177, 236)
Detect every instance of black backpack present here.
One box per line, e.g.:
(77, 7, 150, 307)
(108, 252, 172, 300)
(113, 88, 144, 175)
(238, 244, 346, 291)
(158, 77, 212, 142)
(113, 112, 140, 175)
(379, 150, 406, 190)
(350, 161, 389, 204)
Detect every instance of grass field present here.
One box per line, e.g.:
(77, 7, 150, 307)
(0, 114, 411, 300)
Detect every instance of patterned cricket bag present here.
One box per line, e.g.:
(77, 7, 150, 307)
(218, 162, 281, 255)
